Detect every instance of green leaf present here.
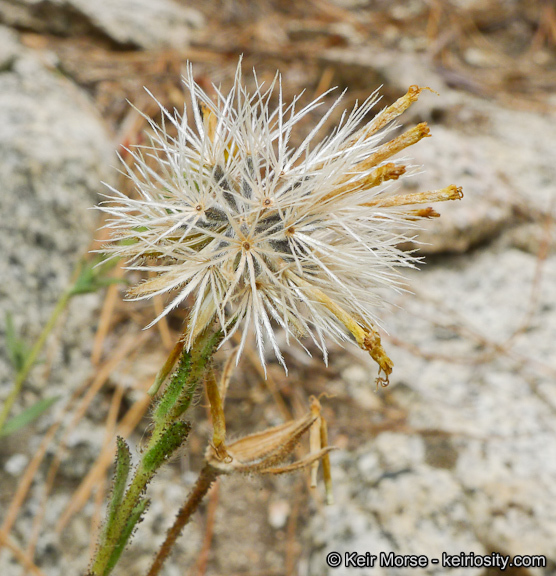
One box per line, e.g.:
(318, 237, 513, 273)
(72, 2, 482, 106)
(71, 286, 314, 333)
(104, 498, 150, 575)
(5, 312, 31, 372)
(0, 396, 60, 437)
(154, 327, 224, 423)
(90, 438, 132, 576)
(69, 256, 125, 296)
(105, 438, 132, 537)
(118, 226, 150, 246)
(143, 421, 191, 473)
(154, 349, 193, 422)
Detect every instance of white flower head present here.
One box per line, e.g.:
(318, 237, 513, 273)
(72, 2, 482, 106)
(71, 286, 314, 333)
(100, 61, 462, 381)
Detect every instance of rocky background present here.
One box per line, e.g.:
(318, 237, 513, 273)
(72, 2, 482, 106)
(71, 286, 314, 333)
(0, 1, 555, 575)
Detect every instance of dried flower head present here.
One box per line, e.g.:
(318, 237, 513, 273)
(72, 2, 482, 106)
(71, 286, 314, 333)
(205, 399, 331, 476)
(101, 62, 462, 379)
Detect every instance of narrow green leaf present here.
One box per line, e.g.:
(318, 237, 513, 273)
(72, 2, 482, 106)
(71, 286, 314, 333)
(0, 396, 60, 438)
(169, 327, 224, 421)
(154, 349, 193, 422)
(148, 339, 185, 397)
(104, 438, 131, 538)
(69, 256, 125, 296)
(154, 326, 224, 424)
(5, 312, 31, 372)
(118, 227, 149, 247)
(104, 498, 150, 575)
(143, 421, 191, 473)
(90, 439, 132, 576)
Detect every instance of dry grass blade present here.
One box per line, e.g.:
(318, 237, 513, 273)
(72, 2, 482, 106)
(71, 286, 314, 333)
(88, 383, 126, 557)
(312, 65, 335, 99)
(243, 344, 292, 421)
(0, 333, 147, 571)
(55, 390, 152, 533)
(91, 263, 124, 365)
(150, 268, 174, 350)
(0, 417, 61, 551)
(153, 294, 174, 350)
(73, 332, 149, 432)
(285, 480, 303, 576)
(0, 329, 130, 557)
(22, 383, 127, 565)
(218, 345, 239, 404)
(90, 475, 108, 561)
(189, 480, 220, 576)
(0, 533, 46, 576)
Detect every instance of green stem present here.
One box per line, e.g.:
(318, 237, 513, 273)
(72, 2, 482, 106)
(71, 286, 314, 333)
(93, 463, 153, 574)
(0, 289, 72, 432)
(90, 423, 192, 575)
(89, 325, 222, 576)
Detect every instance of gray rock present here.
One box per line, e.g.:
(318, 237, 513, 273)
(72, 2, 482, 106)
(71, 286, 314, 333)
(0, 36, 113, 408)
(310, 450, 483, 576)
(0, 0, 95, 36)
(0, 23, 18, 68)
(69, 0, 204, 49)
(0, 0, 204, 49)
(307, 246, 556, 574)
(321, 48, 556, 254)
(0, 31, 113, 576)
(405, 100, 556, 253)
(400, 123, 513, 254)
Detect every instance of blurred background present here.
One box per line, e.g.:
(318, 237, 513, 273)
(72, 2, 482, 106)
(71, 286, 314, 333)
(0, 0, 555, 575)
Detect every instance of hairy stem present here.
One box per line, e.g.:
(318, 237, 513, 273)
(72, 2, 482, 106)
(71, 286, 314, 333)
(146, 465, 220, 576)
(90, 423, 191, 576)
(88, 325, 222, 576)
